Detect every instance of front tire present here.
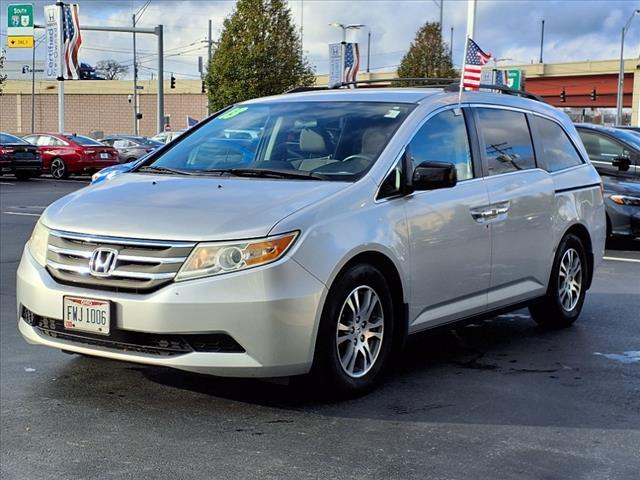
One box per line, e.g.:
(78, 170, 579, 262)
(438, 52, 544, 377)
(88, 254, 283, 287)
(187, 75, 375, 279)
(50, 158, 68, 179)
(311, 263, 395, 397)
(529, 234, 588, 329)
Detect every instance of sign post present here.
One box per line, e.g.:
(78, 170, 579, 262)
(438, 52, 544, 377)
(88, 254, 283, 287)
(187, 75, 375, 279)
(7, 4, 34, 48)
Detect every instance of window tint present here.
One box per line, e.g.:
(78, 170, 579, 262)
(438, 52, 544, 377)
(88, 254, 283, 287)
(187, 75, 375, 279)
(409, 109, 473, 181)
(64, 134, 101, 146)
(22, 135, 38, 144)
(531, 116, 584, 172)
(577, 130, 625, 164)
(476, 108, 535, 175)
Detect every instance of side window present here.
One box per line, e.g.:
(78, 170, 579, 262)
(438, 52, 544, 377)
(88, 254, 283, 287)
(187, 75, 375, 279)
(409, 109, 473, 181)
(113, 140, 129, 149)
(36, 136, 51, 146)
(23, 135, 38, 144)
(101, 139, 114, 146)
(476, 108, 536, 175)
(531, 116, 584, 172)
(577, 130, 625, 164)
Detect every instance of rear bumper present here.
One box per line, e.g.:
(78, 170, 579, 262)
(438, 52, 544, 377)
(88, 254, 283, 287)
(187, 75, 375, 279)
(17, 246, 327, 377)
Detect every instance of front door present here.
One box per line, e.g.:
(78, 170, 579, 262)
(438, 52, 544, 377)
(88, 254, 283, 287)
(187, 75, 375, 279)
(404, 107, 491, 331)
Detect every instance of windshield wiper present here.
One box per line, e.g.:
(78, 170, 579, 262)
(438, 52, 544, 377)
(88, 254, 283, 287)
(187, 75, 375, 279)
(136, 165, 194, 176)
(201, 168, 323, 180)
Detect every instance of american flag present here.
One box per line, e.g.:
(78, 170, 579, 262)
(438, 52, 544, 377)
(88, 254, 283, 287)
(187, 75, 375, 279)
(62, 4, 82, 80)
(463, 38, 491, 90)
(344, 42, 360, 86)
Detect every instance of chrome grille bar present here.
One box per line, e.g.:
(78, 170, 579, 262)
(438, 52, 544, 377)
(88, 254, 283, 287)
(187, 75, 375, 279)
(46, 229, 194, 292)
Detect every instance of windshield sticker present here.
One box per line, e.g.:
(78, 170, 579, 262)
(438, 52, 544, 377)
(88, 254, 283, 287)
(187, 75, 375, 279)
(220, 107, 249, 120)
(384, 109, 401, 119)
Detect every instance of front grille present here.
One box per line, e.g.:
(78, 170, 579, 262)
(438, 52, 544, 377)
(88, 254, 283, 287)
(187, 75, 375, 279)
(22, 306, 245, 355)
(46, 230, 195, 293)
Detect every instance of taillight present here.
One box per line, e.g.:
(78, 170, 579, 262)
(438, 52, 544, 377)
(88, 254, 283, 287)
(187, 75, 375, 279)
(0, 148, 15, 155)
(85, 149, 96, 154)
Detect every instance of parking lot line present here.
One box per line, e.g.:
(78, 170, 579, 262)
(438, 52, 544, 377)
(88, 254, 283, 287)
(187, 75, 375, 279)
(603, 256, 640, 264)
(2, 212, 41, 217)
(0, 182, 15, 186)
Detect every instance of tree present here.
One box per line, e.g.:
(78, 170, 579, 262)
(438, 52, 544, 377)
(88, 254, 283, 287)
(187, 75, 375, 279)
(397, 22, 457, 83)
(95, 59, 129, 80)
(0, 49, 7, 95)
(205, 0, 314, 111)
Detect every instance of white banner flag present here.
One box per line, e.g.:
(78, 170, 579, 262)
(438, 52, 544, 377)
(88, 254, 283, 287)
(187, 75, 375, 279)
(44, 5, 61, 79)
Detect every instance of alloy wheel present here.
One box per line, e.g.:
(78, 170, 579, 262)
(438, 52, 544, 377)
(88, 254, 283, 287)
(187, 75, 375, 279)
(50, 159, 66, 179)
(336, 286, 384, 378)
(558, 247, 582, 312)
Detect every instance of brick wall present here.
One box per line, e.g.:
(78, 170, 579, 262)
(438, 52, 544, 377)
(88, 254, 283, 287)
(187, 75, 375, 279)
(1, 93, 208, 137)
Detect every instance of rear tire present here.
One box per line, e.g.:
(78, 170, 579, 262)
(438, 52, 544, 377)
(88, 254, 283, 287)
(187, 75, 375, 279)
(310, 263, 395, 397)
(529, 233, 588, 329)
(50, 158, 68, 179)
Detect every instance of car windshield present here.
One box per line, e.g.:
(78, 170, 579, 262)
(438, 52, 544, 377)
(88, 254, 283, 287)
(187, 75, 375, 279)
(64, 134, 102, 146)
(143, 101, 415, 181)
(0, 133, 28, 144)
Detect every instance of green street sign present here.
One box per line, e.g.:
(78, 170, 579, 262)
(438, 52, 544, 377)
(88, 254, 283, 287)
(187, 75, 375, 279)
(7, 4, 34, 38)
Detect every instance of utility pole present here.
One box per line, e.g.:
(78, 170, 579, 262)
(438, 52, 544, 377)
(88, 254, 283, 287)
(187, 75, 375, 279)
(539, 19, 545, 63)
(616, 10, 640, 125)
(449, 26, 453, 61)
(366, 30, 371, 73)
(132, 14, 139, 135)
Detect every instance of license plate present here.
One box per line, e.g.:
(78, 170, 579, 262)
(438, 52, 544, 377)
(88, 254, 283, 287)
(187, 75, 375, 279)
(63, 296, 110, 335)
(99, 152, 110, 159)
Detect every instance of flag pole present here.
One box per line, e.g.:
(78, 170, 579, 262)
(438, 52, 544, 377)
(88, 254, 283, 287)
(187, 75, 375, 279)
(457, 0, 477, 109)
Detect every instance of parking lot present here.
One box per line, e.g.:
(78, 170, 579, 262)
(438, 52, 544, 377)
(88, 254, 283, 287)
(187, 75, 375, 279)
(1, 178, 639, 480)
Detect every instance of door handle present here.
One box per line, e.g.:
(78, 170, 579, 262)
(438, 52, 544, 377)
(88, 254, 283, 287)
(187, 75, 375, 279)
(470, 207, 495, 222)
(470, 201, 510, 223)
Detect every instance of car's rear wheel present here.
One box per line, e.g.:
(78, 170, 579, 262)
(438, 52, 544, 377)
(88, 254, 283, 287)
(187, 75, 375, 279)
(50, 158, 68, 179)
(529, 233, 588, 329)
(310, 263, 394, 397)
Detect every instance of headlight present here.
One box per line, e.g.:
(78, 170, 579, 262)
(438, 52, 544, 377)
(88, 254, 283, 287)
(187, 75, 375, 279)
(610, 194, 640, 207)
(175, 231, 298, 281)
(28, 220, 49, 266)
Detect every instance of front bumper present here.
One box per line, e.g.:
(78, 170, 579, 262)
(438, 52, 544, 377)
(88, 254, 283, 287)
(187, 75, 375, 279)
(606, 199, 640, 238)
(17, 247, 327, 377)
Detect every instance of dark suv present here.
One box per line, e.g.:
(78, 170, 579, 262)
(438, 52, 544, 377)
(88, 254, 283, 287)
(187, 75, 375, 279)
(575, 124, 640, 238)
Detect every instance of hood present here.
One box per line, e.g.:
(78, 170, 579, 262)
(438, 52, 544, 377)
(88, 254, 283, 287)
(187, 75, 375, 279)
(602, 175, 640, 196)
(42, 173, 347, 241)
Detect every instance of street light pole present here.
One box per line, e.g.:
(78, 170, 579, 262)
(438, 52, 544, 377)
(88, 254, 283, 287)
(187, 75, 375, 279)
(616, 9, 640, 125)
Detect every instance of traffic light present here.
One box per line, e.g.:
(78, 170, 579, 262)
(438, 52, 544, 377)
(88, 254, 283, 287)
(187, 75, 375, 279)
(590, 88, 597, 101)
(560, 88, 566, 103)
(170, 75, 176, 89)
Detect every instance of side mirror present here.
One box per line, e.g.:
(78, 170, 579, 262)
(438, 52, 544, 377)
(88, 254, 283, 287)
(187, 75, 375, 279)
(412, 161, 458, 191)
(612, 156, 631, 172)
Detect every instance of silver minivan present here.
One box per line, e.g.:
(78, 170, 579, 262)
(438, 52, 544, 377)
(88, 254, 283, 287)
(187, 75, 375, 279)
(17, 87, 606, 395)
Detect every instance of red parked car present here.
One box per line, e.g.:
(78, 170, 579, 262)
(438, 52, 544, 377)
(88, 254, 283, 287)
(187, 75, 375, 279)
(22, 133, 119, 179)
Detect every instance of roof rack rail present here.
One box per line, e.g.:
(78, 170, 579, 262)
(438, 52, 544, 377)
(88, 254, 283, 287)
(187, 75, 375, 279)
(444, 83, 546, 103)
(284, 77, 458, 94)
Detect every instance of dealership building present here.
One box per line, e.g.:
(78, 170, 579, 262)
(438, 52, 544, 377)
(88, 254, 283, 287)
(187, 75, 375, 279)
(1, 58, 639, 137)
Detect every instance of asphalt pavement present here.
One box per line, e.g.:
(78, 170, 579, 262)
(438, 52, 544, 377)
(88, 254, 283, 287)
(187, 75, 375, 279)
(1, 178, 639, 480)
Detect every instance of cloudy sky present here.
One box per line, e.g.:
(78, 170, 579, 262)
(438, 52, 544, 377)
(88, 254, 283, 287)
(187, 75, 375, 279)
(2, 0, 640, 80)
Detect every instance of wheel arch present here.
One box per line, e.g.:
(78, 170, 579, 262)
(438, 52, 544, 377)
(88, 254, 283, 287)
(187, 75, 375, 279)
(325, 250, 408, 355)
(562, 222, 594, 290)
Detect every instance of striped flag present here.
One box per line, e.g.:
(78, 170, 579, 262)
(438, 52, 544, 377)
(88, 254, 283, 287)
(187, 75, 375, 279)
(463, 38, 491, 90)
(343, 42, 360, 86)
(62, 4, 82, 80)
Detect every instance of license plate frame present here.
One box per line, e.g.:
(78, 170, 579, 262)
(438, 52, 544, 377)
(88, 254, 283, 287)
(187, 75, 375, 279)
(63, 296, 111, 336)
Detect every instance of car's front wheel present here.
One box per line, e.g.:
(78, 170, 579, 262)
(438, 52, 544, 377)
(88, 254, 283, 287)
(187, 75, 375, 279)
(311, 263, 395, 397)
(529, 233, 588, 329)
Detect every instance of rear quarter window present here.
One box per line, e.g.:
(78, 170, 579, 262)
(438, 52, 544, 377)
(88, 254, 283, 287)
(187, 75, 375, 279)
(531, 116, 584, 172)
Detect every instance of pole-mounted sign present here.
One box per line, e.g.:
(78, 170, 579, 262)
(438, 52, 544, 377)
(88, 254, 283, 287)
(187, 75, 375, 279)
(7, 4, 34, 48)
